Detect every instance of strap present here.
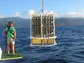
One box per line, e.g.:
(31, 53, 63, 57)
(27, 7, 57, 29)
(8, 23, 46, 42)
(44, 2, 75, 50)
(6, 26, 14, 35)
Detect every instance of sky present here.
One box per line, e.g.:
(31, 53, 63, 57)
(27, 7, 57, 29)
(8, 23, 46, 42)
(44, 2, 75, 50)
(0, 0, 84, 18)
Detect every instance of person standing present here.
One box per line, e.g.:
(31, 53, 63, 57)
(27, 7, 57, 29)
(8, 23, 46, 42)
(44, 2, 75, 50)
(3, 21, 16, 55)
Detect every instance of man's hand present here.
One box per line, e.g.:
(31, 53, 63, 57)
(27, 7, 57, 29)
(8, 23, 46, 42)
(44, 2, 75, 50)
(12, 37, 15, 39)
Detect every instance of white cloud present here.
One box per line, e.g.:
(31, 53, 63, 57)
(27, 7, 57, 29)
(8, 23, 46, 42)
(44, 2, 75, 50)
(0, 15, 4, 18)
(55, 10, 84, 18)
(49, 10, 55, 14)
(1, 9, 84, 18)
(21, 9, 37, 18)
(0, 12, 20, 18)
(43, 10, 48, 14)
(81, 9, 84, 12)
(13, 9, 84, 18)
(28, 9, 36, 16)
(0, 14, 10, 18)
(41, 10, 57, 16)
(15, 9, 84, 18)
(66, 11, 84, 18)
(67, 11, 76, 15)
(14, 12, 20, 17)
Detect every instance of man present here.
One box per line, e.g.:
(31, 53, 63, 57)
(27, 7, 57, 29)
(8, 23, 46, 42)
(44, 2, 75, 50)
(4, 21, 16, 55)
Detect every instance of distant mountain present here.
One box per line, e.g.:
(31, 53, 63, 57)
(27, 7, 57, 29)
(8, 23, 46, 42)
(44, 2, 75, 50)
(1, 17, 84, 28)
(0, 17, 30, 28)
(55, 18, 84, 26)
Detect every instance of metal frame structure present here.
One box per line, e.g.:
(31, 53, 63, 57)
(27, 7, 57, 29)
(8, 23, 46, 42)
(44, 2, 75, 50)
(30, 0, 57, 47)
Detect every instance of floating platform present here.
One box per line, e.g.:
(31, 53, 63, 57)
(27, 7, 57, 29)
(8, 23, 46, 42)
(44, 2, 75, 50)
(0, 51, 23, 60)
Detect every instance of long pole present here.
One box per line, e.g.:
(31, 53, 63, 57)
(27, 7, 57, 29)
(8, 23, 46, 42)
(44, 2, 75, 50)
(42, 0, 44, 13)
(41, 14, 43, 38)
(30, 17, 31, 38)
(41, 0, 44, 38)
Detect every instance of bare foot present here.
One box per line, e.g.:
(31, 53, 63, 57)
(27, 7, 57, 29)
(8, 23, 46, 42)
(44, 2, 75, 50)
(13, 53, 16, 56)
(7, 52, 10, 55)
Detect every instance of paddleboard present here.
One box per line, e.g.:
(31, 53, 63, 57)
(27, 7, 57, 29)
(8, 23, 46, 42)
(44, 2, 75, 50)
(0, 51, 23, 60)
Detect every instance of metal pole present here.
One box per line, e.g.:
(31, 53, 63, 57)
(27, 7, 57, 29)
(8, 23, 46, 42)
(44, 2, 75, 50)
(41, 13, 43, 38)
(42, 0, 44, 13)
(30, 17, 32, 38)
(41, 0, 44, 38)
(53, 16, 56, 43)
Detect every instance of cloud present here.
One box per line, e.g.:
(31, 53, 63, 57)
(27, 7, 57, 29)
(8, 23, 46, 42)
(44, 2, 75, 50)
(14, 9, 84, 18)
(55, 10, 84, 18)
(43, 10, 56, 15)
(66, 11, 84, 18)
(0, 12, 20, 18)
(0, 15, 4, 18)
(14, 12, 20, 17)
(0, 14, 10, 18)
(28, 9, 36, 16)
(49, 10, 56, 14)
(67, 11, 76, 15)
(12, 9, 84, 18)
(1, 9, 84, 18)
(20, 9, 37, 18)
(81, 9, 84, 12)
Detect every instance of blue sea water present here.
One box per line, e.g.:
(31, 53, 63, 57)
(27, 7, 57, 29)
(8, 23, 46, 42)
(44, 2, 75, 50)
(0, 26, 84, 63)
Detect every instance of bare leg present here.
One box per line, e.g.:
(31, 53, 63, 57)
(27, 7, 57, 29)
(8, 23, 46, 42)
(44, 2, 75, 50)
(12, 44, 15, 55)
(7, 44, 10, 54)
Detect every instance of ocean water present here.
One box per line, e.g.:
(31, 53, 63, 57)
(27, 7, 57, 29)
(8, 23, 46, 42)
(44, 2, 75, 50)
(0, 26, 84, 63)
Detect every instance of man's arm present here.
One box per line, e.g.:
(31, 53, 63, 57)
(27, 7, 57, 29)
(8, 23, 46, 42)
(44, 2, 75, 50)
(3, 32, 8, 38)
(13, 31, 16, 39)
